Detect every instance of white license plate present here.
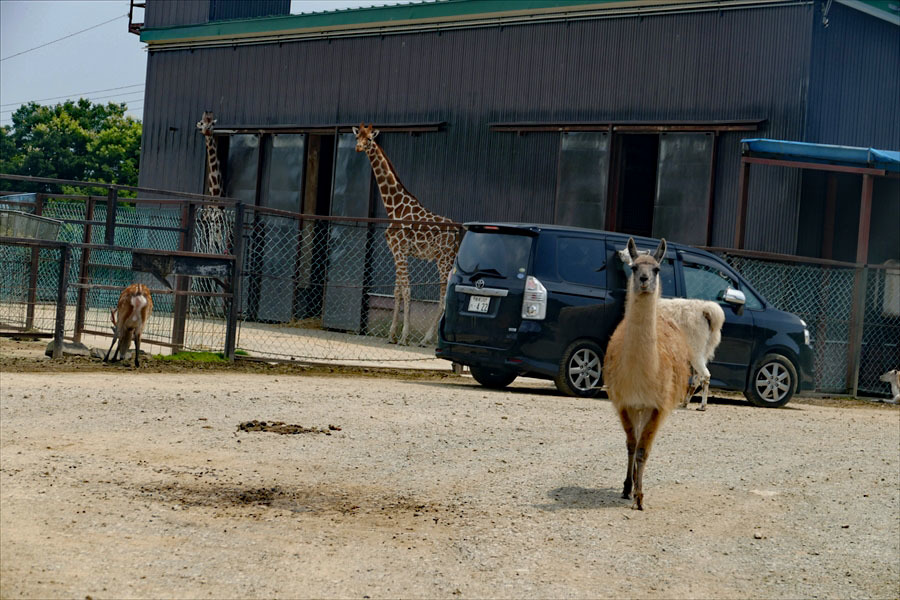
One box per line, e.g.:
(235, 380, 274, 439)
(467, 295, 491, 313)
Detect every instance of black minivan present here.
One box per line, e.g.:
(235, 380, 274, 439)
(436, 223, 814, 408)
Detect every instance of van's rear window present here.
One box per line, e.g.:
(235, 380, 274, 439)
(456, 231, 532, 279)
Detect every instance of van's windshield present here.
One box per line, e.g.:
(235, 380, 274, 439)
(456, 231, 533, 279)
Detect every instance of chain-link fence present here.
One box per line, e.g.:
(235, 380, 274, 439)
(3, 179, 897, 396)
(717, 253, 900, 396)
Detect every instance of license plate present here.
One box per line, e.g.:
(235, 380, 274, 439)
(467, 295, 491, 313)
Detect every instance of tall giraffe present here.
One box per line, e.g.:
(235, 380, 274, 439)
(195, 111, 227, 256)
(353, 123, 459, 346)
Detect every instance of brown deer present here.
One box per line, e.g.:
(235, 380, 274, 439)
(603, 238, 691, 510)
(104, 284, 153, 367)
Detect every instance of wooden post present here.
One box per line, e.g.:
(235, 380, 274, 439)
(821, 173, 837, 259)
(734, 159, 751, 249)
(104, 187, 118, 246)
(846, 174, 874, 396)
(224, 203, 245, 361)
(170, 202, 196, 351)
(52, 244, 71, 359)
(73, 196, 96, 342)
(25, 194, 45, 330)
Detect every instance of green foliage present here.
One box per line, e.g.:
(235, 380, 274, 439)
(0, 99, 141, 196)
(154, 349, 250, 362)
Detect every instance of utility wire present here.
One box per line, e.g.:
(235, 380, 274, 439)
(0, 92, 145, 115)
(0, 13, 127, 62)
(1, 83, 144, 107)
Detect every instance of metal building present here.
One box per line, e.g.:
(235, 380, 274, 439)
(132, 0, 899, 259)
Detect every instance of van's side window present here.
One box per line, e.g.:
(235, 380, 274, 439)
(683, 262, 737, 302)
(558, 237, 606, 288)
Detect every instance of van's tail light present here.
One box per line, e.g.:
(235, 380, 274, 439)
(522, 276, 547, 320)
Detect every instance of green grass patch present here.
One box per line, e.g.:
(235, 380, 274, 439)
(155, 349, 249, 362)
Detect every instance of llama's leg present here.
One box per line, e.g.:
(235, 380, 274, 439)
(618, 408, 637, 500)
(632, 408, 663, 510)
(698, 370, 711, 411)
(680, 371, 695, 408)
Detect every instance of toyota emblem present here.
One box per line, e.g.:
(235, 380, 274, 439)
(475, 279, 485, 290)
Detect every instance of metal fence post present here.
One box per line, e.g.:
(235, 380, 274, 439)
(52, 244, 71, 359)
(224, 203, 245, 361)
(171, 202, 197, 352)
(25, 194, 45, 330)
(73, 196, 96, 342)
(847, 266, 869, 397)
(104, 187, 118, 246)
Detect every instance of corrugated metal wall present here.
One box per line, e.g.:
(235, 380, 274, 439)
(806, 1, 900, 148)
(208, 0, 290, 22)
(144, 0, 209, 28)
(139, 3, 838, 253)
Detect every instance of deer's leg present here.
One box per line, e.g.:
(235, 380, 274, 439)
(632, 408, 662, 510)
(133, 331, 142, 368)
(103, 332, 119, 363)
(117, 330, 133, 364)
(618, 408, 637, 500)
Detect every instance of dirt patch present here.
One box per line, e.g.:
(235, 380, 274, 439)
(237, 420, 342, 435)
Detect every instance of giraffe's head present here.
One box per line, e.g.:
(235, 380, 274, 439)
(196, 111, 217, 136)
(352, 123, 379, 152)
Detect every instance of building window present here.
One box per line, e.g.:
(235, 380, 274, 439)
(555, 132, 610, 230)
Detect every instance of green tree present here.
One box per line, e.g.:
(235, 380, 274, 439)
(0, 99, 141, 195)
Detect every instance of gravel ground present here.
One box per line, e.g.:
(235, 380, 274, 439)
(1, 341, 898, 599)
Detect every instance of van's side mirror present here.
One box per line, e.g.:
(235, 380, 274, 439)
(719, 287, 746, 315)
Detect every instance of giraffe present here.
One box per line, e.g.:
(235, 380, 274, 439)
(353, 123, 460, 346)
(195, 111, 227, 256)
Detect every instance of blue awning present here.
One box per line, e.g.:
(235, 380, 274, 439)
(741, 138, 900, 173)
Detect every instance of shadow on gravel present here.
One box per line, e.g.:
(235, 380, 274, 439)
(534, 486, 625, 511)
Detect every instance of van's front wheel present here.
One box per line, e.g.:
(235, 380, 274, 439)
(554, 340, 603, 398)
(469, 365, 517, 389)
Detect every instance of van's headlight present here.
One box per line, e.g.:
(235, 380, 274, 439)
(522, 276, 547, 320)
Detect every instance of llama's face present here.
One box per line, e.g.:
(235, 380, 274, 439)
(353, 123, 378, 152)
(627, 237, 666, 297)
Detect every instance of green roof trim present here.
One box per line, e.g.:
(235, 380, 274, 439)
(140, 0, 621, 43)
(139, 0, 898, 46)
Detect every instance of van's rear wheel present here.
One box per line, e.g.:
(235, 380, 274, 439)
(469, 365, 517, 389)
(554, 340, 603, 398)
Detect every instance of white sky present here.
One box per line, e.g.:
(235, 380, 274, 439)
(0, 0, 422, 127)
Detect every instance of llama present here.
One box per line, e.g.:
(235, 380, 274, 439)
(658, 299, 725, 411)
(104, 283, 153, 367)
(617, 248, 725, 410)
(879, 370, 900, 404)
(603, 238, 691, 510)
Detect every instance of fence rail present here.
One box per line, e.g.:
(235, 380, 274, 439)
(2, 175, 898, 397)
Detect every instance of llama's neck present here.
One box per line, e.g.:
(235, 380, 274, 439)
(621, 287, 661, 373)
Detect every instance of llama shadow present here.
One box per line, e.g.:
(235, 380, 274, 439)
(534, 486, 625, 511)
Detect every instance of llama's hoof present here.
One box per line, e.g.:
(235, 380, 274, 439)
(697, 405, 707, 412)
(631, 494, 644, 510)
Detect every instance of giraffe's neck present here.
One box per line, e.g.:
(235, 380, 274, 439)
(365, 143, 420, 219)
(204, 135, 222, 197)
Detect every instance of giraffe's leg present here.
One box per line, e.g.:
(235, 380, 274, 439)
(386, 236, 405, 344)
(399, 277, 412, 346)
(422, 254, 453, 346)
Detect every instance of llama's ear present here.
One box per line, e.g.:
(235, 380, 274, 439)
(653, 238, 667, 262)
(627, 237, 639, 261)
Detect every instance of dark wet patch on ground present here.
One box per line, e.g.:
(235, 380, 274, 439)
(237, 420, 341, 435)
